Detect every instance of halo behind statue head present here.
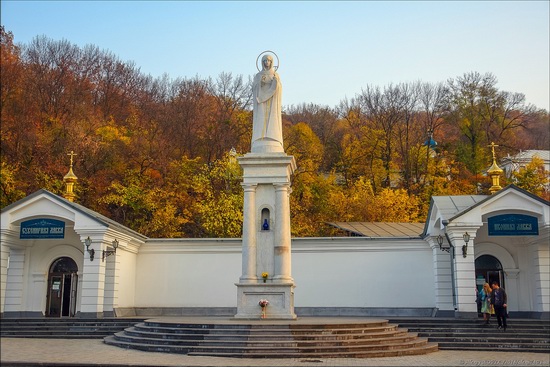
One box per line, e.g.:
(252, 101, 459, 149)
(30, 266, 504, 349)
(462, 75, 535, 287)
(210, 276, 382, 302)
(256, 50, 279, 72)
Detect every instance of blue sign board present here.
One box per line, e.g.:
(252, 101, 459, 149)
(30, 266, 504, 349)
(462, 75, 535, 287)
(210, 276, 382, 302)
(20, 219, 65, 239)
(488, 214, 538, 236)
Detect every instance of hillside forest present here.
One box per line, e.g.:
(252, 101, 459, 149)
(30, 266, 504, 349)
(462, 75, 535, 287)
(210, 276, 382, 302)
(1, 27, 549, 238)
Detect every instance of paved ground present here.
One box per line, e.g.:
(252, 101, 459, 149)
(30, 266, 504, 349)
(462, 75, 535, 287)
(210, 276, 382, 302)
(1, 337, 549, 367)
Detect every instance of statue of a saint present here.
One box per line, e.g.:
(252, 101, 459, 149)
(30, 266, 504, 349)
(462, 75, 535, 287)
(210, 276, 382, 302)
(251, 53, 283, 153)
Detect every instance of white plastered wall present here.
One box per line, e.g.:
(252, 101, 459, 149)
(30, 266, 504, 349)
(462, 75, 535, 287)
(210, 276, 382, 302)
(134, 237, 434, 309)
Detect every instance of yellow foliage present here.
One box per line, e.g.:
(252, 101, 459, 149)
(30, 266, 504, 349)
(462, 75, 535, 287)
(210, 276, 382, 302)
(370, 188, 421, 222)
(95, 118, 131, 145)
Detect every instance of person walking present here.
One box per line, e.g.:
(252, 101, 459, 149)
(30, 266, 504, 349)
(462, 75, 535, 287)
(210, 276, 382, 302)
(480, 282, 493, 325)
(491, 281, 508, 331)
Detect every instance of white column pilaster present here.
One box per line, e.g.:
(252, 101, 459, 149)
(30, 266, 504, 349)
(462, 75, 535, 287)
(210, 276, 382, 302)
(447, 228, 479, 318)
(529, 235, 550, 313)
(273, 184, 292, 282)
(3, 248, 26, 315)
(0, 242, 10, 315)
(428, 236, 453, 314)
(103, 252, 119, 316)
(240, 184, 257, 283)
(79, 235, 107, 317)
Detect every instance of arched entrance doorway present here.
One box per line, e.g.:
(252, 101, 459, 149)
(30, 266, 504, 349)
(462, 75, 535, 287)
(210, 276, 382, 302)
(475, 254, 505, 312)
(46, 257, 78, 317)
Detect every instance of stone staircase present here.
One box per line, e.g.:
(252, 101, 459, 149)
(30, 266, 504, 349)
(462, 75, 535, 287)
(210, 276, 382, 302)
(0, 318, 144, 339)
(3, 317, 547, 356)
(388, 318, 550, 353)
(103, 318, 438, 358)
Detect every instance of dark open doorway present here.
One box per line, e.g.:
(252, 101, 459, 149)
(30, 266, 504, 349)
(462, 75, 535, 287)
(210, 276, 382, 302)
(475, 254, 505, 313)
(46, 257, 78, 317)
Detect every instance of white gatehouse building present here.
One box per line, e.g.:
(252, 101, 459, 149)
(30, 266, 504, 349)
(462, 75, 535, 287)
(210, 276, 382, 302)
(1, 184, 548, 320)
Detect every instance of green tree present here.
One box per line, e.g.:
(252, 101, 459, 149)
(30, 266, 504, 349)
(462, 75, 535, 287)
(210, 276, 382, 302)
(193, 151, 243, 237)
(290, 173, 340, 237)
(99, 170, 189, 238)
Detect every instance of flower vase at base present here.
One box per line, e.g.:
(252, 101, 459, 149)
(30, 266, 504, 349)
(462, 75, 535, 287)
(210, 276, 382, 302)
(258, 299, 269, 319)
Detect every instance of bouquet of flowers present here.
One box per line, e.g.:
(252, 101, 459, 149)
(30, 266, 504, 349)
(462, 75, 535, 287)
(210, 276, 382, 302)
(259, 299, 269, 319)
(261, 272, 269, 283)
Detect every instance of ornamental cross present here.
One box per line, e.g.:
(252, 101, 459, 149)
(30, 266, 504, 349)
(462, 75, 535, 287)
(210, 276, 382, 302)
(67, 151, 77, 167)
(488, 142, 499, 160)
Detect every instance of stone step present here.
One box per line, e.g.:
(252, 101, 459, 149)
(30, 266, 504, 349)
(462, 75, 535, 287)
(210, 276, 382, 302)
(387, 318, 550, 353)
(390, 319, 550, 327)
(103, 334, 436, 358)
(0, 318, 144, 338)
(103, 319, 438, 358)
(0, 318, 144, 323)
(1, 330, 133, 338)
(399, 322, 550, 333)
(1, 325, 137, 330)
(132, 322, 400, 336)
(187, 344, 440, 358)
(427, 336, 550, 344)
(124, 326, 410, 341)
(418, 331, 550, 339)
(0, 333, 109, 339)
(437, 341, 550, 352)
(112, 330, 420, 347)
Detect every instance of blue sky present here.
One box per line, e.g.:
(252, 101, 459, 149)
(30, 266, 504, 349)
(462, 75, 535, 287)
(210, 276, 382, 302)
(2, 1, 549, 110)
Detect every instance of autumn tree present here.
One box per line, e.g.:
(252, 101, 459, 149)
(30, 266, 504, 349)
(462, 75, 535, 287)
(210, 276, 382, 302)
(447, 72, 498, 177)
(0, 161, 26, 208)
(336, 98, 385, 189)
(512, 157, 550, 200)
(193, 150, 243, 237)
(2, 30, 548, 237)
(284, 103, 340, 171)
(207, 72, 253, 158)
(413, 82, 451, 190)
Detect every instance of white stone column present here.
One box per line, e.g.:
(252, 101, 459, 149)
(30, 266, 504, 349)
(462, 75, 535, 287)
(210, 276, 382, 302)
(273, 184, 293, 282)
(103, 250, 119, 316)
(79, 235, 107, 317)
(529, 233, 550, 314)
(428, 236, 453, 315)
(240, 184, 257, 283)
(447, 228, 479, 318)
(4, 248, 26, 315)
(0, 242, 10, 315)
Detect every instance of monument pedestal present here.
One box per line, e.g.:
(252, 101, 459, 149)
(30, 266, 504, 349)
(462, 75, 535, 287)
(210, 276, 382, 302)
(234, 282, 296, 319)
(235, 152, 297, 320)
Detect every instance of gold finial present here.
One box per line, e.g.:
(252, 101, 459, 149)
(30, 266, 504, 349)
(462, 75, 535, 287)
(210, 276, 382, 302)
(68, 151, 76, 167)
(487, 142, 503, 194)
(63, 151, 78, 202)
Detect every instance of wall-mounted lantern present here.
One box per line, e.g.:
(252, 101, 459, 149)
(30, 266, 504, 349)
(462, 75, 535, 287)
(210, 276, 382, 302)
(102, 239, 119, 261)
(84, 236, 95, 261)
(437, 234, 450, 252)
(462, 232, 470, 258)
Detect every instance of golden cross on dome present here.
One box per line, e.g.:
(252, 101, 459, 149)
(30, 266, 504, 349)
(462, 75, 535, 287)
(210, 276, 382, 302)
(67, 151, 77, 167)
(488, 142, 499, 160)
